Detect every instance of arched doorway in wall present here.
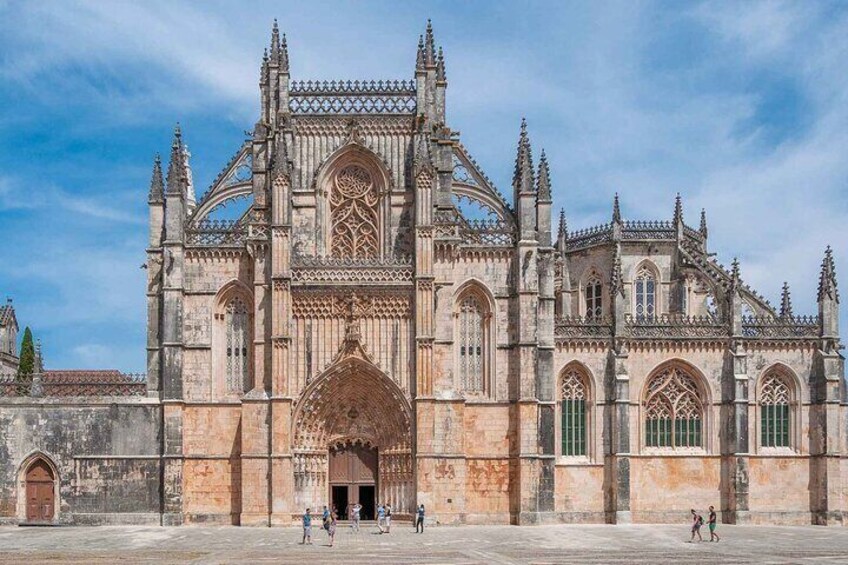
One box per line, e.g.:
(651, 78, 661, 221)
(329, 439, 378, 520)
(24, 458, 56, 523)
(292, 357, 414, 519)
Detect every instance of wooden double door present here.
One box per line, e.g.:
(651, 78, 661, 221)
(25, 460, 55, 523)
(329, 444, 377, 520)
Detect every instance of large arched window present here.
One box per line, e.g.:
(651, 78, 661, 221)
(634, 264, 657, 321)
(225, 296, 251, 394)
(583, 272, 603, 320)
(759, 368, 795, 449)
(455, 285, 493, 395)
(560, 365, 589, 456)
(645, 364, 705, 449)
(330, 164, 379, 258)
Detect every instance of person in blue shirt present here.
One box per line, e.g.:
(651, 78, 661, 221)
(415, 504, 425, 533)
(376, 504, 386, 534)
(301, 508, 312, 545)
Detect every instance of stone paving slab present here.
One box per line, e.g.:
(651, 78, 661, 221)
(1, 523, 848, 564)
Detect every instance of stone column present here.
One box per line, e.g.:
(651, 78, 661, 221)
(269, 152, 295, 525)
(721, 340, 750, 524)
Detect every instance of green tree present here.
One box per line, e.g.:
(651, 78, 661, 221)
(16, 326, 34, 384)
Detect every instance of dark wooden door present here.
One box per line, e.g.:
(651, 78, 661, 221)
(25, 460, 55, 522)
(329, 444, 377, 519)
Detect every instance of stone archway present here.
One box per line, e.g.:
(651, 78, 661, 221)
(19, 455, 58, 523)
(292, 356, 413, 517)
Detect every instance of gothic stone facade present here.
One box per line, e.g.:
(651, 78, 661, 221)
(1, 23, 847, 526)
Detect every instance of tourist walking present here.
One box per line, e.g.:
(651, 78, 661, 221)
(322, 505, 331, 538)
(689, 509, 703, 542)
(708, 505, 720, 542)
(301, 508, 313, 545)
(351, 502, 362, 532)
(415, 504, 425, 533)
(377, 503, 386, 533)
(385, 504, 392, 533)
(327, 511, 337, 547)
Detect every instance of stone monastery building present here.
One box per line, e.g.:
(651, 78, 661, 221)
(1, 22, 846, 527)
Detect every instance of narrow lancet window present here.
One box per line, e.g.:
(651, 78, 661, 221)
(225, 297, 250, 393)
(458, 295, 485, 392)
(560, 368, 588, 456)
(584, 275, 602, 320)
(635, 265, 656, 321)
(760, 370, 791, 448)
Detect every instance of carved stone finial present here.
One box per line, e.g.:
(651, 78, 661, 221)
(425, 19, 436, 66)
(260, 48, 269, 84)
(436, 46, 446, 82)
(270, 19, 281, 64)
(280, 33, 289, 72)
(536, 150, 551, 202)
(513, 118, 534, 194)
(730, 257, 741, 291)
(165, 124, 186, 197)
(610, 247, 624, 298)
(148, 153, 164, 203)
(612, 193, 621, 223)
(557, 208, 568, 251)
(780, 281, 793, 318)
(699, 208, 708, 238)
(673, 192, 683, 225)
(416, 35, 425, 71)
(34, 339, 44, 374)
(818, 245, 839, 303)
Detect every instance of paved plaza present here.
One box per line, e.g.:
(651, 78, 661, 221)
(1, 523, 848, 564)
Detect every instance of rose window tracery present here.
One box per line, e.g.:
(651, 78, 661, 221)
(330, 165, 379, 258)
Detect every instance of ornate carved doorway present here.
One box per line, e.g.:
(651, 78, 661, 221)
(25, 459, 55, 523)
(329, 441, 377, 520)
(292, 358, 414, 517)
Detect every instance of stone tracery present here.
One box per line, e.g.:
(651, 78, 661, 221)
(645, 364, 704, 449)
(330, 165, 379, 258)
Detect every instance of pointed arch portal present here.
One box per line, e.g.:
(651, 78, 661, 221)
(292, 357, 413, 517)
(21, 456, 57, 523)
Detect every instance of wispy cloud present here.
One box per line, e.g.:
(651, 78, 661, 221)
(0, 175, 145, 225)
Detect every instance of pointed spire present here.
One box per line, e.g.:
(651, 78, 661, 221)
(260, 48, 269, 84)
(513, 118, 534, 193)
(536, 150, 551, 201)
(730, 257, 741, 291)
(612, 193, 621, 223)
(416, 35, 425, 71)
(34, 339, 44, 374)
(818, 246, 839, 303)
(557, 208, 568, 250)
(148, 153, 164, 203)
(436, 46, 446, 81)
(699, 208, 708, 238)
(673, 192, 683, 225)
(424, 19, 436, 66)
(165, 124, 185, 196)
(780, 282, 793, 318)
(269, 19, 281, 64)
(280, 33, 289, 72)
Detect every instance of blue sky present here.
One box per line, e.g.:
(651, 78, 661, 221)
(1, 1, 847, 371)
